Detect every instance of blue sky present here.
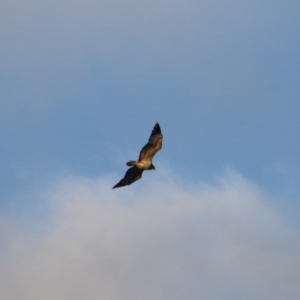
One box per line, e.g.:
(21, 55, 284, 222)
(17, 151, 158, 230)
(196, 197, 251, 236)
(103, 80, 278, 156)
(1, 0, 300, 299)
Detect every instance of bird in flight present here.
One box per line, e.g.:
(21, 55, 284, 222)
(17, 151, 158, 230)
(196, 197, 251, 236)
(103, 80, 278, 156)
(112, 123, 163, 189)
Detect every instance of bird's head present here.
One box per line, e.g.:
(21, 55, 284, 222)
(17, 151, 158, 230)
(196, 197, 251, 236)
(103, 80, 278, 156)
(149, 164, 155, 170)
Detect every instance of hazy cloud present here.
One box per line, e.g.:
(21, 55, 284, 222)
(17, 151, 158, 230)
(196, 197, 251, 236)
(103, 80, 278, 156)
(1, 172, 299, 300)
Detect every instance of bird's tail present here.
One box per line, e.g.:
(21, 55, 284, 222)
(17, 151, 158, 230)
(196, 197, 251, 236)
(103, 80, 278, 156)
(126, 160, 137, 167)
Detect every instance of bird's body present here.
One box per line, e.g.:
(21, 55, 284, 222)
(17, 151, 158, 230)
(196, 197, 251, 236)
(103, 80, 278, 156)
(126, 160, 153, 169)
(112, 123, 163, 189)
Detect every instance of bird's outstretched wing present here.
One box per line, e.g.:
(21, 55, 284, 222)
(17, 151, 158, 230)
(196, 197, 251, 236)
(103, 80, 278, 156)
(112, 167, 144, 189)
(138, 123, 163, 162)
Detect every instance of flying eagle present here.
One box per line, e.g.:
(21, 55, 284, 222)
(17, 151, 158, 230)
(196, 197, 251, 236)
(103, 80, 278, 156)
(112, 123, 163, 189)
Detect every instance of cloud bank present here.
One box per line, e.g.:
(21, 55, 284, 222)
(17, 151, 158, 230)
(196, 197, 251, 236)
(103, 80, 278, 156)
(0, 172, 299, 300)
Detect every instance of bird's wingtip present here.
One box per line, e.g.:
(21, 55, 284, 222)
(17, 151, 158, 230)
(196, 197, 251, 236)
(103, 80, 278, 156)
(153, 122, 161, 134)
(112, 181, 125, 189)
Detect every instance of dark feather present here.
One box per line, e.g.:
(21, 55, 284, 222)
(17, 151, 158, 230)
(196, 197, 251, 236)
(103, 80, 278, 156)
(112, 167, 144, 189)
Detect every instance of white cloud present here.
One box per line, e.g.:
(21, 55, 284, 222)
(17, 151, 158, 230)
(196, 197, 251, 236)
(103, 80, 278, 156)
(0, 172, 299, 300)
